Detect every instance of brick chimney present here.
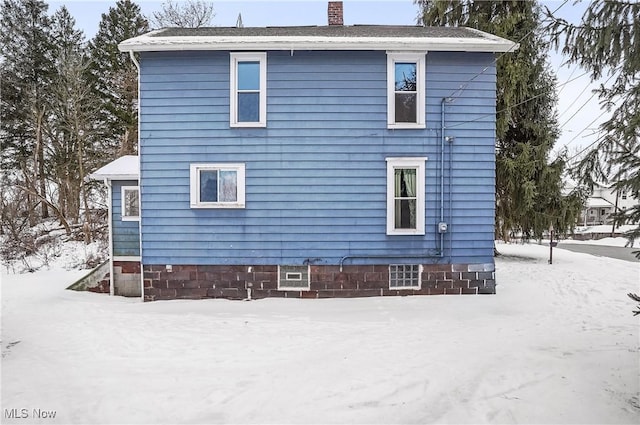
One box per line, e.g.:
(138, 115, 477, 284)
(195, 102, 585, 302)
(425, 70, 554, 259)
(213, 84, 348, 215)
(328, 1, 343, 26)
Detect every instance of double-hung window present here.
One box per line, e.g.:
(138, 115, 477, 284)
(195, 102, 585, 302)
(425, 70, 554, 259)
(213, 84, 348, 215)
(387, 52, 426, 129)
(386, 158, 426, 235)
(121, 186, 140, 221)
(230, 52, 266, 127)
(190, 163, 246, 208)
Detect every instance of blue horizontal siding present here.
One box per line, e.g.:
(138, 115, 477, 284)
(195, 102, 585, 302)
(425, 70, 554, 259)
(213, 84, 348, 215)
(111, 180, 140, 257)
(139, 50, 496, 266)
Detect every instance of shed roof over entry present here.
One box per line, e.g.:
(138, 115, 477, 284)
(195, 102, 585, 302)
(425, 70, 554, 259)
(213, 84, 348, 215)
(89, 155, 139, 181)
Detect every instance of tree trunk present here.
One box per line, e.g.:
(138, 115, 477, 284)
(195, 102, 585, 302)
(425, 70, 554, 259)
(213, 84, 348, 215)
(36, 107, 49, 219)
(78, 132, 92, 243)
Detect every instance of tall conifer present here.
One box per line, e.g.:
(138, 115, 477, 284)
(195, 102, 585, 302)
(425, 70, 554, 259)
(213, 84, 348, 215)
(88, 0, 148, 156)
(549, 1, 640, 249)
(417, 0, 584, 240)
(0, 0, 54, 220)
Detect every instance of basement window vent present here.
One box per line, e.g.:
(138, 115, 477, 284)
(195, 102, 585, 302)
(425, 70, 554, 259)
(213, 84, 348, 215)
(285, 272, 303, 281)
(278, 265, 310, 291)
(389, 264, 422, 289)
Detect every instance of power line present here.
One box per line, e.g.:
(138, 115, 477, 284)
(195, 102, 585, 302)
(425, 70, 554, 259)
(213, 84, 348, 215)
(558, 71, 617, 127)
(447, 0, 569, 100)
(564, 137, 602, 164)
(557, 80, 592, 119)
(559, 90, 599, 126)
(564, 109, 609, 148)
(555, 65, 577, 96)
(446, 70, 590, 129)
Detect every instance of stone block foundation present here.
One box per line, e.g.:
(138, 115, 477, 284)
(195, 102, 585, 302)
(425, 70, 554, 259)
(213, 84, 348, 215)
(142, 263, 495, 301)
(113, 260, 142, 297)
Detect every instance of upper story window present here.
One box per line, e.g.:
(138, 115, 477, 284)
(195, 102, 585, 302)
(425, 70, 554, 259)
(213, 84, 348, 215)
(386, 158, 427, 235)
(190, 163, 246, 209)
(230, 52, 266, 127)
(387, 52, 426, 129)
(121, 186, 140, 221)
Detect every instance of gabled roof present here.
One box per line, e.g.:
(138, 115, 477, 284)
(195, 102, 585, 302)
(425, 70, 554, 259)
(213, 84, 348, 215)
(587, 197, 615, 209)
(119, 25, 517, 53)
(88, 155, 139, 181)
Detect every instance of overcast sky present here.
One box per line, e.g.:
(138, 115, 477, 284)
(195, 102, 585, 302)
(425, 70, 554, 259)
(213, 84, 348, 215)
(47, 0, 604, 157)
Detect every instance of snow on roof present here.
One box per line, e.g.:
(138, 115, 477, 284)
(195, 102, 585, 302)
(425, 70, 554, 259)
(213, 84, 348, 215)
(118, 25, 518, 53)
(88, 155, 139, 181)
(586, 197, 614, 208)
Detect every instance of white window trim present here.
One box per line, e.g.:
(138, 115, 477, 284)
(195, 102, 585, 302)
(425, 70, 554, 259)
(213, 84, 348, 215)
(389, 264, 423, 290)
(386, 51, 426, 129)
(386, 157, 427, 235)
(121, 185, 140, 221)
(190, 163, 246, 209)
(113, 255, 141, 262)
(230, 52, 267, 128)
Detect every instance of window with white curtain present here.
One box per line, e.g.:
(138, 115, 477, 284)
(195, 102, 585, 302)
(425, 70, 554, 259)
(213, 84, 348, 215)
(386, 157, 427, 235)
(190, 163, 246, 208)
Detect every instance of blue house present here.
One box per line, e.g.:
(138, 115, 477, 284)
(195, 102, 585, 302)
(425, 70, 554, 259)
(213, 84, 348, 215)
(103, 2, 517, 300)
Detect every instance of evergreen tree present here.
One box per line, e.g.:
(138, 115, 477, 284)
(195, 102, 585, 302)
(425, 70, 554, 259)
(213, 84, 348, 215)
(548, 1, 640, 253)
(88, 0, 148, 156)
(417, 0, 583, 240)
(150, 0, 215, 29)
(46, 6, 102, 233)
(0, 0, 54, 220)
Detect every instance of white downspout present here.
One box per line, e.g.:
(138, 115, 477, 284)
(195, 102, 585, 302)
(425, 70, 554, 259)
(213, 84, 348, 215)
(129, 51, 145, 302)
(105, 178, 114, 296)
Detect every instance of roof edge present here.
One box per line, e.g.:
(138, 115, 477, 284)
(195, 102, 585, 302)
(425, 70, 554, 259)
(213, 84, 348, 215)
(118, 28, 518, 53)
(88, 155, 140, 182)
(88, 173, 139, 182)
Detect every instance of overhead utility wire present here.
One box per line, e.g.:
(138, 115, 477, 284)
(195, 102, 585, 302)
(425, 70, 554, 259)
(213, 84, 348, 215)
(558, 71, 617, 127)
(556, 81, 592, 119)
(447, 0, 569, 100)
(555, 65, 577, 95)
(564, 109, 609, 149)
(446, 70, 590, 129)
(563, 137, 602, 164)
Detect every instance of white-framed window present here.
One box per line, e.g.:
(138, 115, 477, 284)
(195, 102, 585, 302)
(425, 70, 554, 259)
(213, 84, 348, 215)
(189, 163, 246, 208)
(121, 186, 140, 221)
(278, 265, 310, 291)
(387, 52, 426, 129)
(230, 52, 267, 127)
(386, 157, 427, 235)
(389, 264, 422, 289)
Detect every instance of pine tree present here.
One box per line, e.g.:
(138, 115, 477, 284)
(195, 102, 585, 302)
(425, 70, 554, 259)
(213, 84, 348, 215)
(46, 6, 102, 234)
(417, 0, 583, 241)
(88, 0, 148, 157)
(150, 0, 215, 29)
(0, 0, 54, 221)
(548, 1, 640, 254)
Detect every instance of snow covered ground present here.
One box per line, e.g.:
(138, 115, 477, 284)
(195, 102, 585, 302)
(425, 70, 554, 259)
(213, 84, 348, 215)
(1, 243, 639, 424)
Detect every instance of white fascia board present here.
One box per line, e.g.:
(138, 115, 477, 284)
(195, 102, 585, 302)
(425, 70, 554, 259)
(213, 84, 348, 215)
(88, 173, 139, 182)
(119, 35, 518, 53)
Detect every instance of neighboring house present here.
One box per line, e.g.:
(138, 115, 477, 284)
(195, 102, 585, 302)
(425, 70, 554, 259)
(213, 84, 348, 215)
(581, 184, 639, 226)
(96, 2, 517, 300)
